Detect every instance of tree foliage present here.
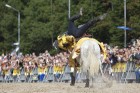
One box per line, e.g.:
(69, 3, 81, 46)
(0, 0, 140, 55)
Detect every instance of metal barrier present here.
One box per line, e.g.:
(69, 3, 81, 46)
(0, 63, 138, 83)
(0, 71, 3, 82)
(61, 65, 71, 82)
(46, 66, 54, 82)
(122, 62, 136, 83)
(111, 62, 137, 83)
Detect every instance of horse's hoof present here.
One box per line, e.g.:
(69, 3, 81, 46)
(89, 85, 93, 88)
(85, 85, 89, 88)
(70, 84, 75, 86)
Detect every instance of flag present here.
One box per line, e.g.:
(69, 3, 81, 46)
(117, 26, 132, 30)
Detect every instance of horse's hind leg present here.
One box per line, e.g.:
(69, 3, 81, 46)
(85, 70, 89, 87)
(99, 61, 104, 77)
(70, 72, 76, 86)
(85, 79, 89, 87)
(89, 77, 94, 88)
(70, 67, 76, 86)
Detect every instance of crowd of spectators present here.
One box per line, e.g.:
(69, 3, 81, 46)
(0, 38, 140, 82)
(0, 50, 69, 81)
(104, 38, 140, 65)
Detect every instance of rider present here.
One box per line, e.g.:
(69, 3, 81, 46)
(57, 8, 107, 52)
(67, 8, 107, 38)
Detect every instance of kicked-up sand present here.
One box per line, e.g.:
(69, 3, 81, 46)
(0, 81, 140, 93)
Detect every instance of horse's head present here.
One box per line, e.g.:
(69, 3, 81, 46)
(72, 46, 80, 59)
(57, 34, 76, 51)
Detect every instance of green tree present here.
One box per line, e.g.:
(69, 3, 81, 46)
(0, 0, 140, 55)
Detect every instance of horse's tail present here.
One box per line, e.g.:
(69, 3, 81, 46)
(80, 40, 100, 77)
(87, 41, 100, 77)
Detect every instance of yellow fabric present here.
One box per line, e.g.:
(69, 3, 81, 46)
(114, 63, 120, 72)
(38, 67, 44, 74)
(53, 65, 58, 73)
(3, 70, 9, 75)
(136, 64, 140, 68)
(112, 65, 117, 72)
(72, 37, 107, 59)
(99, 42, 107, 60)
(13, 69, 19, 76)
(76, 67, 80, 73)
(30, 71, 33, 75)
(112, 68, 115, 72)
(44, 67, 48, 73)
(58, 66, 63, 73)
(69, 53, 75, 67)
(57, 34, 76, 51)
(25, 72, 29, 76)
(61, 66, 65, 73)
(72, 37, 91, 59)
(111, 62, 127, 72)
(53, 65, 63, 74)
(29, 70, 33, 75)
(112, 63, 119, 72)
(121, 63, 126, 72)
(24, 69, 33, 75)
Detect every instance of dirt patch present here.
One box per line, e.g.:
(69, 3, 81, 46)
(0, 82, 140, 93)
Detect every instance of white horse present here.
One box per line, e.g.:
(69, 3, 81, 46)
(72, 39, 102, 87)
(55, 34, 105, 87)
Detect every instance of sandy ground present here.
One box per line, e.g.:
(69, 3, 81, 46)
(0, 81, 140, 93)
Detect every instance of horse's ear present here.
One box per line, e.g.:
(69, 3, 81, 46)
(53, 40, 65, 52)
(57, 35, 61, 40)
(53, 40, 59, 50)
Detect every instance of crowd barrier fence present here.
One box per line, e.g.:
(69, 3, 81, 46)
(0, 62, 140, 83)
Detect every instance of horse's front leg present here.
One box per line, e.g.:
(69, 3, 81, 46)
(70, 66, 76, 86)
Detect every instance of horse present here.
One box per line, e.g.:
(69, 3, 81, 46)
(54, 34, 107, 87)
(71, 38, 102, 87)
